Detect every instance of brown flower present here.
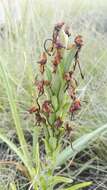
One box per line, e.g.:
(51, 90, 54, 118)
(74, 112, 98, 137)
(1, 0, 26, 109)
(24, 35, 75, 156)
(64, 71, 73, 81)
(43, 80, 51, 86)
(64, 71, 77, 100)
(28, 106, 38, 114)
(69, 98, 81, 113)
(38, 52, 47, 73)
(54, 22, 65, 31)
(35, 112, 46, 126)
(65, 122, 73, 133)
(64, 25, 71, 37)
(67, 85, 76, 100)
(52, 50, 62, 72)
(54, 117, 63, 128)
(42, 100, 52, 114)
(74, 35, 83, 48)
(35, 80, 50, 95)
(36, 80, 44, 94)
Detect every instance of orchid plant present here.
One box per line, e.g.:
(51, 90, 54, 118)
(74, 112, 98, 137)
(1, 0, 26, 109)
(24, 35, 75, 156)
(0, 21, 95, 190)
(29, 22, 84, 149)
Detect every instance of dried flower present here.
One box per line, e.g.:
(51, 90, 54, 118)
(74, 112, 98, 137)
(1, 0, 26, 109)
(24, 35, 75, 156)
(74, 35, 83, 48)
(35, 80, 50, 95)
(52, 50, 62, 72)
(55, 36, 66, 49)
(52, 22, 65, 45)
(64, 25, 71, 37)
(64, 71, 77, 100)
(43, 80, 51, 86)
(35, 112, 46, 126)
(38, 52, 47, 73)
(64, 71, 73, 81)
(54, 117, 63, 128)
(36, 80, 44, 94)
(42, 100, 52, 114)
(54, 22, 65, 31)
(65, 122, 73, 133)
(55, 41, 65, 49)
(69, 98, 81, 113)
(67, 85, 76, 100)
(28, 106, 38, 114)
(64, 72, 71, 81)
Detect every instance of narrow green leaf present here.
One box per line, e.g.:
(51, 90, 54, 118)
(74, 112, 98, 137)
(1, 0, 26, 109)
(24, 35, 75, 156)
(0, 133, 27, 168)
(62, 181, 92, 190)
(35, 143, 40, 175)
(44, 139, 51, 155)
(51, 73, 61, 96)
(63, 47, 77, 72)
(51, 176, 73, 186)
(51, 95, 58, 111)
(0, 58, 33, 177)
(49, 136, 57, 151)
(45, 66, 52, 81)
(56, 124, 107, 166)
(49, 112, 56, 125)
(33, 128, 40, 163)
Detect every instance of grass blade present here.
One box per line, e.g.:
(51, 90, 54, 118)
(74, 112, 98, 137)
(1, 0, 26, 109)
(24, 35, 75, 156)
(62, 181, 92, 190)
(0, 58, 33, 175)
(56, 124, 107, 166)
